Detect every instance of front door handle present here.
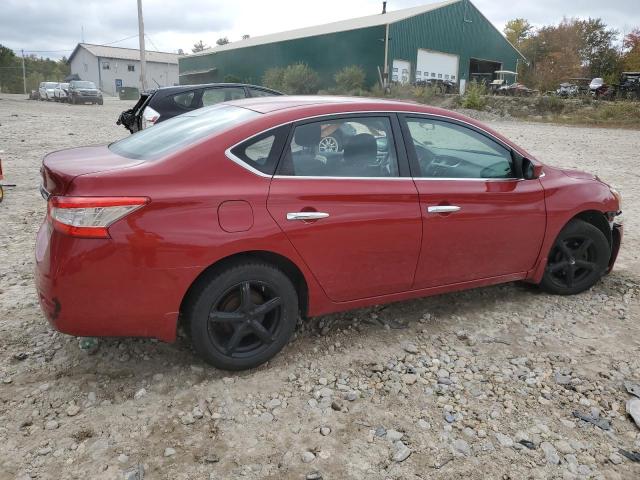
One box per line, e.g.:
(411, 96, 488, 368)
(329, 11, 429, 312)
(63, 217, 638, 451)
(427, 205, 461, 214)
(286, 212, 330, 221)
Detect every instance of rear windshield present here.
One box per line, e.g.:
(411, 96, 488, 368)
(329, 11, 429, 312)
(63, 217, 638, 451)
(109, 104, 259, 160)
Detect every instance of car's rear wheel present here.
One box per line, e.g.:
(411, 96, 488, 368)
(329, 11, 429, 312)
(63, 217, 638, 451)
(186, 262, 298, 370)
(539, 219, 610, 295)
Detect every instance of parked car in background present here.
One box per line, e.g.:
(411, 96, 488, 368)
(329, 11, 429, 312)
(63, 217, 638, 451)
(617, 72, 640, 99)
(37, 96, 622, 370)
(589, 78, 614, 98)
(38, 82, 58, 101)
(556, 82, 579, 97)
(116, 83, 282, 133)
(68, 80, 103, 105)
(53, 83, 70, 102)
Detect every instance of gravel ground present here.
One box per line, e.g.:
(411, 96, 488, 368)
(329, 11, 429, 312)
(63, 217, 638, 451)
(0, 93, 639, 480)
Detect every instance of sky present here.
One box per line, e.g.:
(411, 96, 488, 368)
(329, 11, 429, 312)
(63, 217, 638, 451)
(1, 0, 639, 59)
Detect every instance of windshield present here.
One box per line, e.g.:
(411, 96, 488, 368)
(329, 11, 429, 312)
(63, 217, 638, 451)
(72, 81, 97, 88)
(60, 83, 69, 88)
(45, 82, 58, 88)
(109, 104, 259, 160)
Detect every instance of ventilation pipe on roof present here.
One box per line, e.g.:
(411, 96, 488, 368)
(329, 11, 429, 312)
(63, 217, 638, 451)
(382, 1, 387, 14)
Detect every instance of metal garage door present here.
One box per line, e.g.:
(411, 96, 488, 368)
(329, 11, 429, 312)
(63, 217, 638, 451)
(416, 49, 459, 83)
(392, 59, 411, 84)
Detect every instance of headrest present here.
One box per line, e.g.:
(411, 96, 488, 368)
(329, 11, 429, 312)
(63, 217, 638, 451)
(343, 133, 377, 163)
(294, 123, 321, 147)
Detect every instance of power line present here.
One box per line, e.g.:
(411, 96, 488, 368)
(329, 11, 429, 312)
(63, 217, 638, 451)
(10, 34, 140, 56)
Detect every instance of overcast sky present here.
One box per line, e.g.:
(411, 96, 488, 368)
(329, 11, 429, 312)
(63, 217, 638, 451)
(2, 0, 638, 58)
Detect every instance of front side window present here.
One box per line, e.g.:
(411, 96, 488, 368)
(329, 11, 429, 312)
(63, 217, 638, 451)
(277, 116, 399, 178)
(405, 118, 514, 179)
(202, 87, 246, 106)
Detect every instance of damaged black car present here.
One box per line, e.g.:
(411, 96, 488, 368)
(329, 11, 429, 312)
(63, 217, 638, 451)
(116, 83, 282, 133)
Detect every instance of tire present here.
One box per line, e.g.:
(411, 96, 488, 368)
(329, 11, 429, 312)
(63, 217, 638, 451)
(98, 99, 103, 105)
(539, 219, 610, 295)
(186, 262, 299, 370)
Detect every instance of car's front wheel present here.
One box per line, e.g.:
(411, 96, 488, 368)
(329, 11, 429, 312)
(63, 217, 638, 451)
(539, 219, 610, 295)
(186, 262, 299, 370)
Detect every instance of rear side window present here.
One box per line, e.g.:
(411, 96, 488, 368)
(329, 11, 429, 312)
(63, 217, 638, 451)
(229, 126, 290, 175)
(172, 91, 196, 108)
(202, 87, 246, 106)
(247, 87, 276, 97)
(110, 105, 259, 160)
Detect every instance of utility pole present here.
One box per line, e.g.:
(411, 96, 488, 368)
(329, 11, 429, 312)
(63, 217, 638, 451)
(21, 49, 26, 95)
(137, 0, 148, 91)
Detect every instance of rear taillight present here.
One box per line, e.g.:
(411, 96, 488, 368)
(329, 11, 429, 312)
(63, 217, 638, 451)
(142, 106, 160, 129)
(48, 196, 149, 238)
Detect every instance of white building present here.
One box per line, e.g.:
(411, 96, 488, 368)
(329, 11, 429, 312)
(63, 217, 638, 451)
(68, 43, 180, 96)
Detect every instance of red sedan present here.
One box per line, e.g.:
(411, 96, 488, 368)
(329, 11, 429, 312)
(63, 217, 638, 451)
(36, 97, 622, 370)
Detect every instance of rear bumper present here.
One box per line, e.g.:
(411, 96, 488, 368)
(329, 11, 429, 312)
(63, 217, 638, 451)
(607, 222, 623, 273)
(35, 221, 200, 342)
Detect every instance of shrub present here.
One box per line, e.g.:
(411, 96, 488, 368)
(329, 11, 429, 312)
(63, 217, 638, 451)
(461, 81, 487, 110)
(535, 95, 565, 114)
(262, 67, 285, 92)
(281, 63, 320, 94)
(223, 74, 242, 83)
(334, 65, 366, 93)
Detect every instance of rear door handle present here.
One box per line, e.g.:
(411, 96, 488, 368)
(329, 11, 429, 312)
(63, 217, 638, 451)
(427, 205, 461, 214)
(286, 212, 330, 221)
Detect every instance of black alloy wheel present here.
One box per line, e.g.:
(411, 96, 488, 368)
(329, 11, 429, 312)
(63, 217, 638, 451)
(540, 219, 610, 295)
(187, 262, 298, 370)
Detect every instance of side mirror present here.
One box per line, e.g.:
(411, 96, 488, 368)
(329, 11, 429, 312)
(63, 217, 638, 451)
(523, 157, 543, 180)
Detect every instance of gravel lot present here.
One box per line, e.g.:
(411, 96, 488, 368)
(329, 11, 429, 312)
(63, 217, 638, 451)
(0, 93, 639, 480)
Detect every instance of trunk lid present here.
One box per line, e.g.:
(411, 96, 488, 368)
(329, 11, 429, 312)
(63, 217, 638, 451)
(41, 145, 144, 196)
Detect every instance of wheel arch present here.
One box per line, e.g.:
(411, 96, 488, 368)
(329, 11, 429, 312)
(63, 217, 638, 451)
(178, 250, 309, 332)
(572, 210, 612, 246)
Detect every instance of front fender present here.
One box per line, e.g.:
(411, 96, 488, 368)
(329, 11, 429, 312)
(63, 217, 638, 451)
(528, 170, 619, 283)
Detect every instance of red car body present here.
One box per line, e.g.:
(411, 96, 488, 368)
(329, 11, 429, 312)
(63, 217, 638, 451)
(35, 97, 622, 343)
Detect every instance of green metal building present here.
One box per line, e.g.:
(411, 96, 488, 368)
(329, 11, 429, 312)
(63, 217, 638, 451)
(179, 0, 524, 91)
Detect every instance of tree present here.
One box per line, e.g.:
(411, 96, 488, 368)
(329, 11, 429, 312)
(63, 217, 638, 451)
(242, 34, 250, 40)
(216, 37, 230, 46)
(577, 18, 619, 77)
(622, 28, 640, 70)
(191, 40, 209, 53)
(503, 18, 533, 47)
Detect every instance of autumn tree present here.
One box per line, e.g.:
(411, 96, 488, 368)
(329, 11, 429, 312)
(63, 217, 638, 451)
(503, 18, 533, 48)
(623, 28, 640, 70)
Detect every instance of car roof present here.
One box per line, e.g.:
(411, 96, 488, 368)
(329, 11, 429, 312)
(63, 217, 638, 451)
(225, 95, 461, 118)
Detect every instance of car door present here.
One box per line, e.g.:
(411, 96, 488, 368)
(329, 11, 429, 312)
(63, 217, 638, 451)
(400, 115, 546, 288)
(267, 114, 422, 302)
